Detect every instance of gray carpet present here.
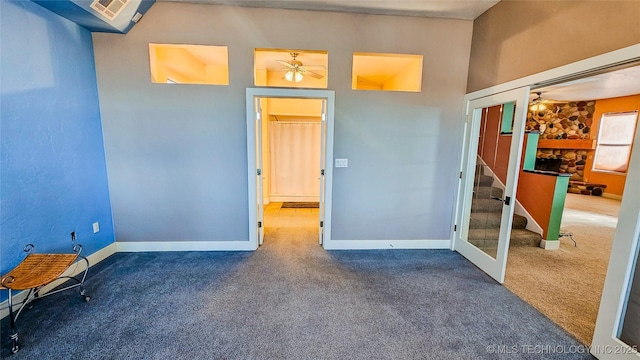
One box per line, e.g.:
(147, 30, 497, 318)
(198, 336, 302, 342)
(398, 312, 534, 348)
(2, 212, 594, 359)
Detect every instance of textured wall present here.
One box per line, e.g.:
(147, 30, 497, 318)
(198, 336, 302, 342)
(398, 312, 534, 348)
(0, 0, 115, 299)
(92, 2, 473, 242)
(467, 0, 640, 92)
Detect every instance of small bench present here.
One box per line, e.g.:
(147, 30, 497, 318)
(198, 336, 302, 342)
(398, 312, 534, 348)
(1, 241, 90, 354)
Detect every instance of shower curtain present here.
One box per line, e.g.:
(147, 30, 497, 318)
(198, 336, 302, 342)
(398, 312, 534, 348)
(269, 120, 321, 201)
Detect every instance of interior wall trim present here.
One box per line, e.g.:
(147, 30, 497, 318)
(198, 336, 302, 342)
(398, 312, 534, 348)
(116, 241, 257, 252)
(323, 239, 450, 250)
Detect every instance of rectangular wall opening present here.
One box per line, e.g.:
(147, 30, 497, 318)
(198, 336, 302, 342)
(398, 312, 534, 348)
(352, 52, 423, 92)
(254, 49, 328, 89)
(149, 44, 229, 85)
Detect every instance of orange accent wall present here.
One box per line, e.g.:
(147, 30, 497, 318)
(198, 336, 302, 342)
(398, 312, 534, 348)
(516, 171, 558, 239)
(583, 95, 640, 196)
(479, 105, 511, 185)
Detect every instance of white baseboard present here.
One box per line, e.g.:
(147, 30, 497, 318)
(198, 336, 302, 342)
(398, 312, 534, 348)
(116, 240, 257, 252)
(540, 239, 561, 250)
(323, 239, 450, 250)
(0, 242, 117, 320)
(602, 193, 623, 200)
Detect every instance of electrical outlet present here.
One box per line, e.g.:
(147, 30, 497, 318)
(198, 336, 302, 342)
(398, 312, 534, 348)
(93, 222, 100, 233)
(335, 159, 348, 168)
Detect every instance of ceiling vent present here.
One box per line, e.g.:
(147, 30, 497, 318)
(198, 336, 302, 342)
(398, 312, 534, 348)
(90, 0, 129, 21)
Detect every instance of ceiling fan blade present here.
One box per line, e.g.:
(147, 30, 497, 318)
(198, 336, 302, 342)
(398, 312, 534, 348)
(276, 60, 295, 69)
(306, 70, 325, 79)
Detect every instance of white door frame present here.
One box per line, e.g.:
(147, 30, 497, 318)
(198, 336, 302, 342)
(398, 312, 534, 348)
(246, 88, 335, 250)
(454, 44, 640, 356)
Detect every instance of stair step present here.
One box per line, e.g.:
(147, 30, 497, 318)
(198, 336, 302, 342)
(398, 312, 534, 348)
(474, 174, 493, 187)
(467, 228, 541, 247)
(470, 198, 503, 213)
(474, 186, 503, 199)
(469, 213, 527, 229)
(475, 163, 490, 176)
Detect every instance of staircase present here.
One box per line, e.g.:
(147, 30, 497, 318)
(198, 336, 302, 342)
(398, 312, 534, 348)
(468, 164, 542, 253)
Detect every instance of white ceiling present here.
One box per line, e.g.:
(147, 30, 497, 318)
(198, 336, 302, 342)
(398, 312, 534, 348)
(532, 65, 640, 102)
(161, 0, 500, 20)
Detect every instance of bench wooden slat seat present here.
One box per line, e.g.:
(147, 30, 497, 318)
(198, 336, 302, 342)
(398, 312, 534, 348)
(0, 254, 78, 290)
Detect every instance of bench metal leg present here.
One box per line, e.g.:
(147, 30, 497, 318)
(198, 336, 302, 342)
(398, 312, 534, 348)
(7, 289, 19, 354)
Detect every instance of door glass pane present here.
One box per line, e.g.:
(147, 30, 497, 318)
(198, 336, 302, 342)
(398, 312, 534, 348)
(465, 104, 514, 258)
(619, 234, 640, 347)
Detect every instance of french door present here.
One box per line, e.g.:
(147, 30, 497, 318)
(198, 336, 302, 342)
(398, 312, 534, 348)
(454, 87, 530, 283)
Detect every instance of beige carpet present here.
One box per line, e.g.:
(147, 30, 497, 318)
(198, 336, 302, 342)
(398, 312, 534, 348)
(504, 193, 621, 345)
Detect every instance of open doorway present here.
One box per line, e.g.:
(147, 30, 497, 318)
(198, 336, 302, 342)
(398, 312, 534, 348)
(261, 97, 323, 246)
(246, 88, 335, 250)
(503, 66, 640, 345)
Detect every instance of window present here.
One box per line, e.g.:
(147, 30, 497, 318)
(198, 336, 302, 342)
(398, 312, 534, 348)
(254, 49, 328, 89)
(593, 111, 639, 173)
(149, 44, 229, 85)
(352, 52, 423, 92)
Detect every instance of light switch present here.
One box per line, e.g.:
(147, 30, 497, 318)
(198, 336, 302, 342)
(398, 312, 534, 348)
(335, 159, 348, 168)
(93, 222, 100, 233)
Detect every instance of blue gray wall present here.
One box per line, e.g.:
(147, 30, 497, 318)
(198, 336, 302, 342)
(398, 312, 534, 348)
(93, 2, 472, 243)
(0, 0, 115, 300)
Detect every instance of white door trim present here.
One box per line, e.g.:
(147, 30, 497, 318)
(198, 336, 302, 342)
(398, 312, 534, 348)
(246, 88, 335, 250)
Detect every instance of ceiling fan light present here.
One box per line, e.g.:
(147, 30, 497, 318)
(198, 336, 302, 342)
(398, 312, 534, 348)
(285, 71, 294, 82)
(529, 92, 547, 113)
(285, 70, 304, 82)
(530, 103, 547, 112)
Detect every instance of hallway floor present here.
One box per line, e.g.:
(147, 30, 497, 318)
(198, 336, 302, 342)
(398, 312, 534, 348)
(504, 193, 621, 345)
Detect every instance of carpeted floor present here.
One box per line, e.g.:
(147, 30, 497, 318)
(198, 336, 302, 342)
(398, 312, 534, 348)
(2, 206, 594, 359)
(504, 193, 621, 346)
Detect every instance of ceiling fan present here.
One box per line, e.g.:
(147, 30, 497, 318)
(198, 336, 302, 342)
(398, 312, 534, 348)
(530, 91, 569, 113)
(275, 52, 325, 82)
